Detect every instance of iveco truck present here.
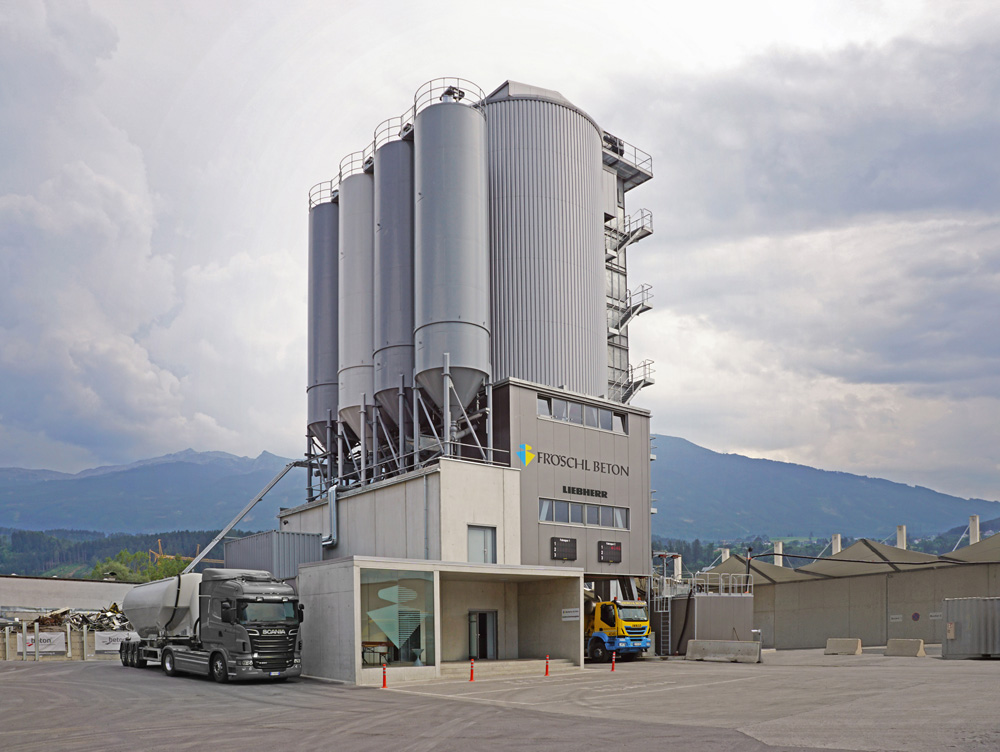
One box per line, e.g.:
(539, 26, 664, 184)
(120, 568, 302, 682)
(584, 596, 651, 662)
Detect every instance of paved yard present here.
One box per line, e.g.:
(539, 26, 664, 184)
(1, 649, 997, 751)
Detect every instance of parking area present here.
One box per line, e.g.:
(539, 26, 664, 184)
(2, 649, 998, 751)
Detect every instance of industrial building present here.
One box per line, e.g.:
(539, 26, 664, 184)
(705, 519, 1000, 652)
(274, 78, 656, 683)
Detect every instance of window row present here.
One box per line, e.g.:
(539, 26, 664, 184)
(538, 498, 629, 530)
(537, 396, 627, 434)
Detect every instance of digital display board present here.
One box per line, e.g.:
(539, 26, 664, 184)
(597, 540, 622, 564)
(550, 537, 577, 561)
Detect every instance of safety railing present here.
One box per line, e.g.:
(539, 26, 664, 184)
(413, 77, 485, 117)
(374, 110, 416, 151)
(308, 178, 340, 209)
(602, 131, 653, 174)
(690, 572, 754, 595)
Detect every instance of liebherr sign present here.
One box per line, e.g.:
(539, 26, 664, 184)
(518, 443, 628, 476)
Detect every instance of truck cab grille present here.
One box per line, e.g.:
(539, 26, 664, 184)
(248, 632, 295, 670)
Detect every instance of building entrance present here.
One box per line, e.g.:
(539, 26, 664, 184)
(468, 611, 497, 660)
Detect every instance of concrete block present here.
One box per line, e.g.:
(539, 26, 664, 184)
(824, 638, 862, 655)
(685, 640, 761, 664)
(885, 638, 925, 657)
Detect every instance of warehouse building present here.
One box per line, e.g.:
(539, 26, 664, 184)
(277, 78, 656, 683)
(705, 519, 1000, 650)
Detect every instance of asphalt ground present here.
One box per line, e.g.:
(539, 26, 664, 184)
(1, 648, 997, 751)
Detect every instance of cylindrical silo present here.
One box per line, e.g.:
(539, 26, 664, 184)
(373, 137, 414, 426)
(307, 196, 339, 446)
(483, 89, 605, 396)
(413, 99, 491, 413)
(337, 169, 375, 439)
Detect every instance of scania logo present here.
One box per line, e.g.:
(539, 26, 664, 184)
(262, 628, 285, 635)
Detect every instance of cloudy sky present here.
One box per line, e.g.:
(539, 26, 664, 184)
(1, 0, 998, 501)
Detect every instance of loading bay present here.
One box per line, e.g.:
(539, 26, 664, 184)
(2, 648, 997, 751)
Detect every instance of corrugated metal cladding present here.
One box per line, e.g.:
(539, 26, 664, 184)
(373, 139, 415, 426)
(307, 201, 339, 443)
(224, 531, 323, 582)
(485, 98, 606, 397)
(943, 597, 1000, 658)
(413, 102, 491, 411)
(337, 173, 375, 439)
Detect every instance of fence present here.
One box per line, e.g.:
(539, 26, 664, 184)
(1, 624, 134, 662)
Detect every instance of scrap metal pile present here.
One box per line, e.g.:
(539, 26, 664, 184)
(32, 604, 131, 631)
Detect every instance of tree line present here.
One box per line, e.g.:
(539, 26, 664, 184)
(0, 528, 255, 578)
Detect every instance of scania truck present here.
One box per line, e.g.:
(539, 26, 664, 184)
(120, 568, 302, 682)
(585, 597, 651, 662)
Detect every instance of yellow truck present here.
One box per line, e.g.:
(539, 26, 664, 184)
(584, 597, 650, 662)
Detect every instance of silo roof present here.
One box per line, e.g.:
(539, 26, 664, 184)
(483, 80, 601, 132)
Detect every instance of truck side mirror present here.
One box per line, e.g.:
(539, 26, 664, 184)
(297, 603, 305, 623)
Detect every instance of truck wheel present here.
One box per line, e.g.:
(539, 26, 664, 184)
(589, 640, 609, 663)
(126, 642, 136, 667)
(162, 650, 177, 677)
(119, 642, 128, 666)
(210, 653, 229, 683)
(135, 647, 147, 668)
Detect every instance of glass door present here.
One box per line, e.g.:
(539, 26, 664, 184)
(468, 611, 498, 659)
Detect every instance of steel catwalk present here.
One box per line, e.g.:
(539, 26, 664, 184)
(484, 95, 606, 397)
(307, 200, 339, 445)
(337, 172, 375, 439)
(413, 101, 491, 412)
(373, 139, 415, 425)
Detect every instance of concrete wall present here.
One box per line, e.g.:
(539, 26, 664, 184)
(438, 459, 521, 565)
(500, 380, 652, 577)
(1, 575, 135, 615)
(439, 579, 518, 661)
(517, 577, 584, 664)
(755, 563, 1000, 649)
(282, 460, 521, 569)
(297, 559, 358, 683)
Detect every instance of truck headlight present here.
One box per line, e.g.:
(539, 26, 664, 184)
(294, 658, 301, 664)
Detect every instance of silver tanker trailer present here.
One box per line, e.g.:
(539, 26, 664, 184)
(119, 568, 302, 682)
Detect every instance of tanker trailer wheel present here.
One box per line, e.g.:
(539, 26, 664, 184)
(588, 640, 609, 663)
(162, 650, 177, 677)
(119, 642, 128, 666)
(134, 646, 147, 668)
(210, 653, 229, 683)
(126, 642, 136, 667)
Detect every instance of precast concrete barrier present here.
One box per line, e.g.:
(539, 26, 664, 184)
(685, 640, 761, 664)
(824, 638, 862, 655)
(884, 638, 925, 657)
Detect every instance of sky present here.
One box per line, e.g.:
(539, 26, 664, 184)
(1, 0, 998, 501)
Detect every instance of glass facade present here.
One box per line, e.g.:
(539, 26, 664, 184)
(360, 569, 435, 666)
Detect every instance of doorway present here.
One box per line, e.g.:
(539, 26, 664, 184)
(468, 611, 498, 660)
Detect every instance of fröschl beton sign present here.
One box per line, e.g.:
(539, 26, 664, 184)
(517, 443, 628, 476)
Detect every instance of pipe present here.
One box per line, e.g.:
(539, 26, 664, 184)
(442, 353, 451, 457)
(423, 473, 429, 560)
(306, 433, 314, 502)
(398, 376, 406, 471)
(360, 394, 368, 484)
(486, 382, 493, 463)
(324, 487, 339, 548)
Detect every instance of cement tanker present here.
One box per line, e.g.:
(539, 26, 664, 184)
(120, 568, 302, 682)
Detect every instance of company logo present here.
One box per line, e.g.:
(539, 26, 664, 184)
(262, 628, 285, 635)
(518, 443, 535, 466)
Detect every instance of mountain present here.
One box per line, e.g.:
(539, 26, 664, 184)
(650, 435, 1000, 540)
(3, 440, 997, 539)
(0, 450, 305, 533)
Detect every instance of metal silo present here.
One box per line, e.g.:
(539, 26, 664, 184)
(337, 155, 375, 440)
(483, 82, 606, 396)
(413, 80, 491, 414)
(306, 186, 339, 446)
(373, 123, 414, 428)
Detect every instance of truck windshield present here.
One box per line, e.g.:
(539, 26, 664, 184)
(237, 600, 298, 624)
(617, 606, 648, 622)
